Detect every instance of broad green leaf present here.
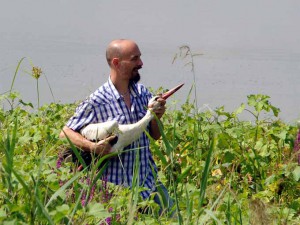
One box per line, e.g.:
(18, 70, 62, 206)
(265, 174, 276, 185)
(3, 220, 18, 225)
(247, 95, 256, 106)
(254, 140, 264, 150)
(0, 208, 7, 218)
(46, 173, 58, 183)
(259, 144, 269, 157)
(292, 166, 300, 181)
(234, 103, 245, 115)
(277, 130, 287, 140)
(33, 133, 42, 142)
(56, 204, 69, 213)
(271, 105, 280, 117)
(87, 203, 110, 218)
(18, 132, 32, 143)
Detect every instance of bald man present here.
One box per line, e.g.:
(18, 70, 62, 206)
(60, 39, 174, 215)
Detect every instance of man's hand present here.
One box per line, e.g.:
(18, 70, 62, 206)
(60, 126, 118, 157)
(91, 135, 118, 156)
(149, 95, 166, 119)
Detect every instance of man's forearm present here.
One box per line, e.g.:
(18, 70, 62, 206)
(60, 126, 94, 152)
(150, 119, 162, 140)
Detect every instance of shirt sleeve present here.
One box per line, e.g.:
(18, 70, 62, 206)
(66, 100, 98, 132)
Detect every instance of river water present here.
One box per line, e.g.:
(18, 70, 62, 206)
(0, 0, 299, 123)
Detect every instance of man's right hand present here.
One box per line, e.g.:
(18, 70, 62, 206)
(91, 135, 118, 156)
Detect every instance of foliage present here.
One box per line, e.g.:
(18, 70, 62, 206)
(0, 59, 299, 224)
(155, 94, 300, 224)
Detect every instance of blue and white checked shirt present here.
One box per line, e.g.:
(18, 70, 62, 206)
(66, 78, 158, 199)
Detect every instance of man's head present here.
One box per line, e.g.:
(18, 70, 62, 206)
(106, 39, 143, 83)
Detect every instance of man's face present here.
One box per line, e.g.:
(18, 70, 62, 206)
(119, 45, 143, 83)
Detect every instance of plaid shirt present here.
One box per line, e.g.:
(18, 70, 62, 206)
(66, 78, 158, 199)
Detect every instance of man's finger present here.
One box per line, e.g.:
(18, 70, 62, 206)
(106, 135, 118, 146)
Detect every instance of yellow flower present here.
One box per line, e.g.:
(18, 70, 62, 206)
(212, 168, 222, 177)
(32, 66, 42, 79)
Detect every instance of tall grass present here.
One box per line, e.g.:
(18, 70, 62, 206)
(2, 116, 18, 196)
(0, 57, 299, 224)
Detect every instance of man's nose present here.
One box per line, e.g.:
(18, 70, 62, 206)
(138, 58, 143, 66)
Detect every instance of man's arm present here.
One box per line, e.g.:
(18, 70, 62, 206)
(59, 126, 115, 156)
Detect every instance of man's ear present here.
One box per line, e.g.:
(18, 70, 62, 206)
(112, 58, 120, 67)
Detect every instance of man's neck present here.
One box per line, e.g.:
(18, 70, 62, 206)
(110, 74, 130, 95)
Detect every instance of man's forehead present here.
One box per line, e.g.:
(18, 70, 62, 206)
(124, 46, 141, 59)
(129, 52, 141, 58)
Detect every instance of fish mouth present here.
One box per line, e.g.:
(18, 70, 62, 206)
(162, 83, 184, 100)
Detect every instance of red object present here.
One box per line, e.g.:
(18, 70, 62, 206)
(162, 83, 184, 100)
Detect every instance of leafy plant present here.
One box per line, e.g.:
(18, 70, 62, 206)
(0, 57, 299, 224)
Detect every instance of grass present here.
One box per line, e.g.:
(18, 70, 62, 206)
(0, 57, 299, 224)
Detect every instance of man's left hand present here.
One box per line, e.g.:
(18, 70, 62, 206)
(150, 96, 166, 119)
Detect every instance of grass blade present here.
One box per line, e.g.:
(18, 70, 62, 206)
(9, 57, 25, 93)
(45, 168, 86, 208)
(198, 134, 216, 212)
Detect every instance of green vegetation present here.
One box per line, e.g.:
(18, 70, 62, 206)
(0, 58, 299, 224)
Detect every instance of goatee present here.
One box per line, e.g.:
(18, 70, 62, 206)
(130, 66, 142, 83)
(130, 73, 141, 83)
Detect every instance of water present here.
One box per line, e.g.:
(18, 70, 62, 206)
(0, 0, 299, 123)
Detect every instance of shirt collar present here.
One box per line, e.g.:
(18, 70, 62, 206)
(107, 77, 121, 100)
(108, 77, 139, 100)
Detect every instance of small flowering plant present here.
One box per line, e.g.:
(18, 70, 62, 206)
(31, 66, 43, 80)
